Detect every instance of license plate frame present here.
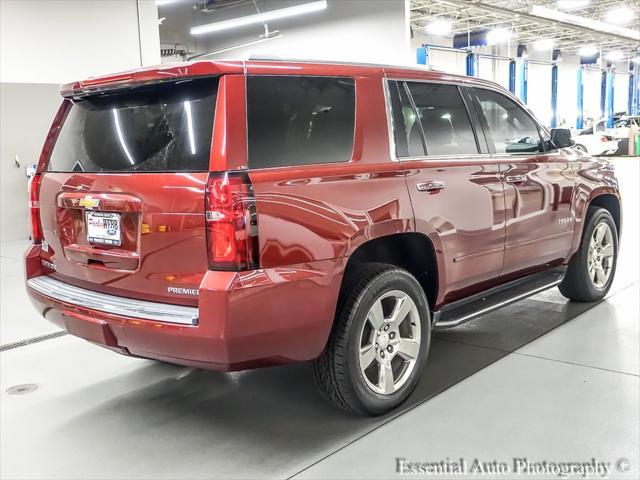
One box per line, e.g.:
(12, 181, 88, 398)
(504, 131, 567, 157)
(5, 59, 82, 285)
(86, 211, 122, 247)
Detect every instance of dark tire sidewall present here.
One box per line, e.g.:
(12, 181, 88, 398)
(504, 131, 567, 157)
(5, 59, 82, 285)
(345, 269, 431, 416)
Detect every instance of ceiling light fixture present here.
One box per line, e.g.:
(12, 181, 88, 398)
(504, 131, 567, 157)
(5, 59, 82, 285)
(191, 0, 327, 36)
(556, 0, 590, 10)
(486, 28, 512, 45)
(156, 0, 181, 6)
(529, 5, 640, 41)
(533, 38, 554, 51)
(424, 20, 452, 36)
(605, 7, 635, 25)
(578, 45, 599, 57)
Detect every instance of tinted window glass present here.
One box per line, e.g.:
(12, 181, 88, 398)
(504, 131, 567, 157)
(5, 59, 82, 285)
(388, 81, 426, 157)
(48, 78, 218, 172)
(475, 89, 543, 154)
(247, 76, 355, 169)
(406, 82, 478, 156)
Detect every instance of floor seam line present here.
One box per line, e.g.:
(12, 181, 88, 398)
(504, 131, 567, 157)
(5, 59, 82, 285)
(510, 351, 640, 377)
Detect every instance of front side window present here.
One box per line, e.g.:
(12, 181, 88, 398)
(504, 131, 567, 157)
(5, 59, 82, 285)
(48, 77, 218, 172)
(247, 76, 355, 169)
(474, 88, 543, 154)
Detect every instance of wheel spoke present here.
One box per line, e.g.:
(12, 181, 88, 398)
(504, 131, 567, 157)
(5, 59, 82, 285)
(368, 299, 384, 330)
(360, 344, 376, 371)
(601, 244, 614, 258)
(595, 265, 606, 285)
(390, 294, 414, 327)
(594, 224, 606, 244)
(397, 338, 419, 360)
(378, 362, 395, 394)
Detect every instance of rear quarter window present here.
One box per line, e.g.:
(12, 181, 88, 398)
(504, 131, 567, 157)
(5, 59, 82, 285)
(247, 76, 356, 169)
(47, 77, 218, 173)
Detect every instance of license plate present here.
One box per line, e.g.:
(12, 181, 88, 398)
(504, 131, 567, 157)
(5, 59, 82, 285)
(86, 211, 121, 246)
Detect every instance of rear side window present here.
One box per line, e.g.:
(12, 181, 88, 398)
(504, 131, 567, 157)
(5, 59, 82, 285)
(247, 76, 355, 169)
(47, 77, 218, 172)
(474, 88, 543, 154)
(388, 81, 478, 157)
(405, 82, 479, 156)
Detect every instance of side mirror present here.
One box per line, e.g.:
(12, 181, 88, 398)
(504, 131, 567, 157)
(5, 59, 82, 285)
(550, 128, 573, 149)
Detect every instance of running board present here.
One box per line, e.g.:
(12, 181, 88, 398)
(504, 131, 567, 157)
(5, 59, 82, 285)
(432, 267, 566, 330)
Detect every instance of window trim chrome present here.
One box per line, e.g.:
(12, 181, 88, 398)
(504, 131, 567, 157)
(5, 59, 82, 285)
(27, 276, 199, 326)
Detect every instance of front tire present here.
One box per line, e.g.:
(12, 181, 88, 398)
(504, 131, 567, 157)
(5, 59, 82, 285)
(559, 207, 618, 302)
(314, 264, 431, 416)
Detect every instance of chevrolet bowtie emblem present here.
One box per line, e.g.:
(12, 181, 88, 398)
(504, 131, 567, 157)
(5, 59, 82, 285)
(78, 196, 100, 209)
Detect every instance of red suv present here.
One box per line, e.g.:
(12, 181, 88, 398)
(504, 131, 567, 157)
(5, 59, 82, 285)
(25, 60, 621, 415)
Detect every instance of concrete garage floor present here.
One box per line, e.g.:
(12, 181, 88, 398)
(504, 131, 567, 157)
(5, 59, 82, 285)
(1, 159, 638, 480)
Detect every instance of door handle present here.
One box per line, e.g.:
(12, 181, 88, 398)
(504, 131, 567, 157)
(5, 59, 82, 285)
(416, 181, 445, 192)
(504, 174, 527, 184)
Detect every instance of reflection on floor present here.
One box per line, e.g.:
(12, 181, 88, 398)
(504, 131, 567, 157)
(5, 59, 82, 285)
(1, 159, 638, 479)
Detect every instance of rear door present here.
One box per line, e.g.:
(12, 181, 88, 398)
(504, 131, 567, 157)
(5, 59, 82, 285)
(471, 87, 575, 277)
(38, 77, 219, 306)
(388, 80, 506, 304)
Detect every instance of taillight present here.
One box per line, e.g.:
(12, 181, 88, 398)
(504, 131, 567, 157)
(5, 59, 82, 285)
(28, 173, 43, 244)
(600, 136, 609, 142)
(205, 171, 259, 271)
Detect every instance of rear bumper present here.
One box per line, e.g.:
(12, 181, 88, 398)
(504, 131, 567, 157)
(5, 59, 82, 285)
(24, 245, 343, 371)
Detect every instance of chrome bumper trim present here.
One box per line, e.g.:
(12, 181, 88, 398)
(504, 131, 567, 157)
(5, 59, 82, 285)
(27, 276, 199, 326)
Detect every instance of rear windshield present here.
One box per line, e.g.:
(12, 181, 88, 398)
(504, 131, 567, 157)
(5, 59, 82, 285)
(47, 77, 218, 173)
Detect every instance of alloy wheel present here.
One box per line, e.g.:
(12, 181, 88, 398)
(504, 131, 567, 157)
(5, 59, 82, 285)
(587, 221, 615, 289)
(358, 290, 421, 395)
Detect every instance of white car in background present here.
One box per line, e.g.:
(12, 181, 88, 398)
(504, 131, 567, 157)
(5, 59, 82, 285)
(572, 120, 619, 156)
(606, 115, 640, 140)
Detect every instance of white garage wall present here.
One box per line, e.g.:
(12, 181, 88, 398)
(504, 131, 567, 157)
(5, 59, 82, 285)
(0, 0, 160, 84)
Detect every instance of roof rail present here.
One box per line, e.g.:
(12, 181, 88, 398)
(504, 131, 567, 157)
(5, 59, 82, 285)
(245, 55, 436, 71)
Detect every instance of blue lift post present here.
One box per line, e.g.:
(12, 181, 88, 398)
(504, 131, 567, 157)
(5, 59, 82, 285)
(606, 68, 615, 128)
(509, 60, 516, 94)
(417, 45, 428, 65)
(550, 49, 560, 129)
(577, 66, 584, 129)
(517, 44, 528, 104)
(633, 62, 640, 116)
(600, 71, 607, 119)
(466, 52, 478, 77)
(629, 63, 636, 115)
(551, 65, 558, 128)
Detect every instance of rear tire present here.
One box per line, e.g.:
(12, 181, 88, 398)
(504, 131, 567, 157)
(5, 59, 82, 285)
(559, 207, 618, 302)
(314, 263, 431, 416)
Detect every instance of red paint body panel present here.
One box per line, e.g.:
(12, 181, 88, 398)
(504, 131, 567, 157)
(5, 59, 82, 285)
(25, 60, 621, 371)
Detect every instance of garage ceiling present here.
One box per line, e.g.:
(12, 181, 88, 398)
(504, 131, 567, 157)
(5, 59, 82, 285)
(410, 0, 640, 57)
